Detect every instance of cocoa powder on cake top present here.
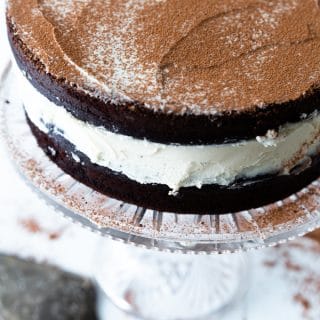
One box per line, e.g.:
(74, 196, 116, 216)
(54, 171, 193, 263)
(7, 0, 320, 115)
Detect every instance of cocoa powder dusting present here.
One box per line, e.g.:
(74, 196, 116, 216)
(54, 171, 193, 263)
(20, 217, 63, 240)
(7, 0, 320, 114)
(266, 242, 320, 318)
(20, 218, 42, 234)
(263, 260, 277, 268)
(285, 260, 302, 272)
(294, 293, 311, 312)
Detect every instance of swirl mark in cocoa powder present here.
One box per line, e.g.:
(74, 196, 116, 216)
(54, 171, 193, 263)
(159, 2, 318, 89)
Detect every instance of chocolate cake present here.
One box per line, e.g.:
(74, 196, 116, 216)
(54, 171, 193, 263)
(6, 0, 320, 214)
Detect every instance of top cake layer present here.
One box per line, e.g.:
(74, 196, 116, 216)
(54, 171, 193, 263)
(7, 0, 320, 115)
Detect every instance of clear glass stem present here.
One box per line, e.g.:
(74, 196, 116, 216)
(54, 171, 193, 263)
(95, 239, 250, 320)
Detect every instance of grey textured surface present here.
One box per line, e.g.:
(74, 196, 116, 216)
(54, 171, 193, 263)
(0, 255, 97, 320)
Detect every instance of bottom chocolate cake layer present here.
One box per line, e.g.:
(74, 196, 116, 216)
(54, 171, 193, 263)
(27, 116, 320, 214)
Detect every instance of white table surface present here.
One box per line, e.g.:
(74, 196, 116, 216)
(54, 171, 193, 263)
(1, 2, 320, 319)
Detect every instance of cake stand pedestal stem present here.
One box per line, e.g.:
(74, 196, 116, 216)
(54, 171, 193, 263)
(95, 240, 250, 320)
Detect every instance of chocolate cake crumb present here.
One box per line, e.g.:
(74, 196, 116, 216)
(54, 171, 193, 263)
(263, 260, 277, 268)
(294, 293, 311, 312)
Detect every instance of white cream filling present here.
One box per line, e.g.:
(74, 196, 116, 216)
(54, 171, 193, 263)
(17, 70, 320, 193)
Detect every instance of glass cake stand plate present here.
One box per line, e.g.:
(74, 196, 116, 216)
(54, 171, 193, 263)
(2, 61, 320, 320)
(2, 63, 320, 255)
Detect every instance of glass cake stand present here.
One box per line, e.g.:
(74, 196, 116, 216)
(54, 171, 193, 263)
(2, 62, 320, 319)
